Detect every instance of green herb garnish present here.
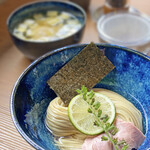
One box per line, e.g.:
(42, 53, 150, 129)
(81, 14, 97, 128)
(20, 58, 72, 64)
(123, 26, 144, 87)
(76, 85, 129, 150)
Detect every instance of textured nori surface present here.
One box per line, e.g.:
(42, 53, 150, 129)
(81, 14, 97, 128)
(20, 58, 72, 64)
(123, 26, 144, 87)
(47, 43, 115, 104)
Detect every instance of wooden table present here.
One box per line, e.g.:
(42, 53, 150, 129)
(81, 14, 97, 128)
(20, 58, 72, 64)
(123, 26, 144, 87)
(0, 0, 150, 149)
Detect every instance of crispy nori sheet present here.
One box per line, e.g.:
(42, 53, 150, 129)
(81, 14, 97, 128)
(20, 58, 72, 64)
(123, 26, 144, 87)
(47, 43, 115, 104)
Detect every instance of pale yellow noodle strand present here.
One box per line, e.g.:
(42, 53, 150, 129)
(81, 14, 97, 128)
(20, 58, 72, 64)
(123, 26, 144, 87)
(93, 88, 143, 131)
(46, 97, 79, 137)
(45, 89, 143, 150)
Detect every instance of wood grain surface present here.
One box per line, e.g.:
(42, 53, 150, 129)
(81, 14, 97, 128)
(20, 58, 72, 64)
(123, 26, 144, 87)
(0, 0, 150, 149)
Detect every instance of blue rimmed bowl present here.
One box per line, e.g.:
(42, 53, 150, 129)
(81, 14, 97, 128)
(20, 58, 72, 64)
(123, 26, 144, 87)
(7, 0, 86, 60)
(11, 44, 150, 150)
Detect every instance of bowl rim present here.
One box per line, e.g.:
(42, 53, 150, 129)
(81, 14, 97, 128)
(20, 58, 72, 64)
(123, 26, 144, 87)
(6, 0, 86, 44)
(10, 43, 150, 150)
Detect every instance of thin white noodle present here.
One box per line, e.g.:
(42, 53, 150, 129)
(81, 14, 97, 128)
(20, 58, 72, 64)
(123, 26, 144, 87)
(45, 88, 143, 150)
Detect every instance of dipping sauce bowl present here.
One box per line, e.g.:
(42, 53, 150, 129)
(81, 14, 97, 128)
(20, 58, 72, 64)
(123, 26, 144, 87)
(7, 0, 86, 60)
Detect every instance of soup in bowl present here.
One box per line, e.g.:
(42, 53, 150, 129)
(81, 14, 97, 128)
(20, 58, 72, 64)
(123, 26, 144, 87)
(7, 1, 86, 60)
